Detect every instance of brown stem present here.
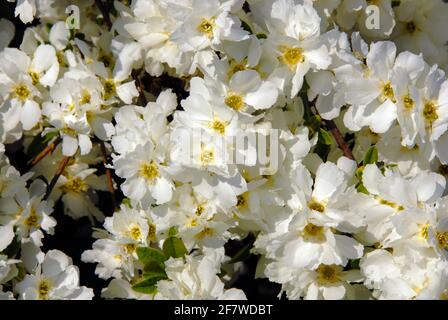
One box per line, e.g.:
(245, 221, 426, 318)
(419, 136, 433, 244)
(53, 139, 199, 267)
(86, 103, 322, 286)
(44, 156, 71, 201)
(310, 103, 356, 162)
(100, 141, 116, 210)
(322, 118, 356, 161)
(29, 136, 62, 167)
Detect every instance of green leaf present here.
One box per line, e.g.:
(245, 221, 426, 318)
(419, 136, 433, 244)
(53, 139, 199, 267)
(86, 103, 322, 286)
(256, 33, 267, 39)
(143, 260, 166, 275)
(162, 236, 187, 259)
(132, 272, 166, 294)
(356, 183, 369, 195)
(27, 131, 59, 157)
(364, 146, 378, 165)
(167, 226, 178, 237)
(318, 128, 333, 146)
(136, 247, 166, 265)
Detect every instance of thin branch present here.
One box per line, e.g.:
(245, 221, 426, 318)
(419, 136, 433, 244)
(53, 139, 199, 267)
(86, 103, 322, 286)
(322, 118, 356, 161)
(44, 156, 71, 201)
(29, 136, 62, 167)
(100, 141, 116, 210)
(310, 102, 356, 162)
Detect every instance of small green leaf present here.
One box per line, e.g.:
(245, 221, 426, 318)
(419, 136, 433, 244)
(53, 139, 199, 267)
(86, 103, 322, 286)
(132, 273, 166, 294)
(163, 237, 187, 259)
(136, 247, 166, 265)
(167, 226, 178, 237)
(318, 128, 333, 146)
(256, 33, 267, 39)
(356, 183, 369, 195)
(364, 146, 378, 165)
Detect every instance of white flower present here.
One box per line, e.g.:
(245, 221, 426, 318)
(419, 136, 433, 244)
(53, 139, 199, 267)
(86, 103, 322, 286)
(15, 250, 94, 300)
(155, 248, 247, 300)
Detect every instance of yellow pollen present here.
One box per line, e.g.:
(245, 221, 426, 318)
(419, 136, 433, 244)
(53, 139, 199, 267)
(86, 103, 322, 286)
(418, 224, 429, 240)
(38, 280, 51, 300)
(198, 18, 214, 37)
(236, 193, 248, 209)
(61, 126, 77, 136)
(403, 94, 415, 110)
(200, 148, 215, 165)
(29, 71, 40, 85)
(380, 82, 396, 103)
(423, 100, 439, 125)
(24, 208, 39, 228)
(280, 47, 305, 68)
(62, 177, 88, 193)
(374, 196, 404, 211)
(308, 198, 326, 213)
(13, 83, 31, 101)
(302, 223, 326, 242)
(103, 79, 116, 100)
(436, 231, 448, 249)
(316, 265, 340, 284)
(123, 243, 136, 254)
(79, 90, 91, 105)
(129, 225, 142, 241)
(139, 162, 159, 183)
(195, 205, 205, 216)
(209, 119, 227, 135)
(195, 227, 215, 239)
(225, 94, 244, 111)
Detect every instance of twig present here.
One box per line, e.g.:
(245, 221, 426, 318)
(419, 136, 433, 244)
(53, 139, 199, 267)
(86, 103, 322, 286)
(309, 102, 356, 162)
(44, 156, 71, 201)
(100, 141, 116, 210)
(322, 118, 356, 161)
(29, 136, 62, 167)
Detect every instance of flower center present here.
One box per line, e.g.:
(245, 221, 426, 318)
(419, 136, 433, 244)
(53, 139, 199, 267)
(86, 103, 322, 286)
(308, 198, 326, 213)
(139, 162, 159, 183)
(38, 279, 51, 300)
(195, 227, 215, 239)
(13, 83, 31, 101)
(24, 208, 40, 228)
(79, 90, 91, 105)
(236, 193, 248, 209)
(403, 94, 415, 110)
(423, 100, 439, 125)
(436, 231, 448, 249)
(225, 94, 244, 111)
(209, 119, 227, 135)
(380, 82, 396, 103)
(198, 18, 214, 37)
(62, 177, 89, 193)
(200, 148, 215, 165)
(103, 79, 116, 100)
(128, 225, 142, 241)
(123, 243, 136, 254)
(316, 264, 340, 284)
(29, 70, 40, 85)
(280, 47, 305, 68)
(302, 223, 326, 242)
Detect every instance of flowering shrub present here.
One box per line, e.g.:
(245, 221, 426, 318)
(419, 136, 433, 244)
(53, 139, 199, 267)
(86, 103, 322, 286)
(1, 0, 448, 300)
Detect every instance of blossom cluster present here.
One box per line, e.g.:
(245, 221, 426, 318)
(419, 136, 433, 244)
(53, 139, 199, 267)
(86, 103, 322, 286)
(1, 0, 448, 300)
